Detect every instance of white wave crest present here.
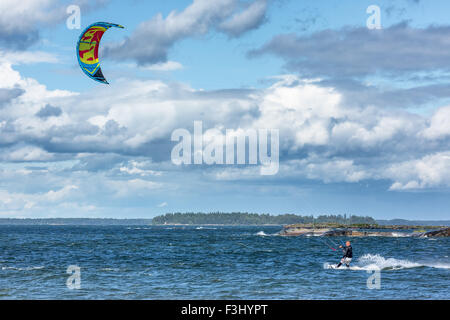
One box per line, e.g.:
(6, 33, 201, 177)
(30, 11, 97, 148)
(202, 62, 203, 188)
(324, 254, 450, 271)
(354, 254, 421, 270)
(391, 232, 410, 238)
(1, 266, 44, 271)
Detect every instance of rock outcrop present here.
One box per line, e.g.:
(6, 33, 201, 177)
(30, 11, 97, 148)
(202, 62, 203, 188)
(421, 227, 450, 238)
(280, 227, 331, 236)
(280, 225, 450, 237)
(322, 229, 397, 237)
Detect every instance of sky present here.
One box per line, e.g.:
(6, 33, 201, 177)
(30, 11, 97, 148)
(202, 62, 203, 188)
(0, 0, 450, 219)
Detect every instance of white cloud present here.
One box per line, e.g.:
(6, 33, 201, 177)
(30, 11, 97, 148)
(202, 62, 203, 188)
(140, 61, 183, 71)
(253, 77, 343, 150)
(387, 152, 450, 190)
(44, 185, 78, 201)
(294, 158, 369, 183)
(0, 50, 60, 65)
(1, 146, 54, 162)
(109, 178, 163, 197)
(0, 0, 66, 49)
(0, 0, 64, 29)
(219, 0, 267, 37)
(422, 105, 450, 140)
(104, 0, 269, 64)
(0, 61, 76, 148)
(0, 0, 110, 49)
(119, 160, 162, 176)
(0, 185, 78, 211)
(0, 58, 449, 196)
(157, 202, 168, 208)
(331, 112, 420, 148)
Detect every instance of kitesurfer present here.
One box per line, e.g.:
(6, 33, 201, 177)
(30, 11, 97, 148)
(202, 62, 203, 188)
(336, 241, 352, 268)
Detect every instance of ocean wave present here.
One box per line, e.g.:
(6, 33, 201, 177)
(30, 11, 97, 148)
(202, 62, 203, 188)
(353, 254, 421, 270)
(254, 231, 280, 237)
(391, 232, 410, 238)
(425, 262, 450, 269)
(324, 254, 450, 271)
(100, 268, 120, 272)
(1, 266, 44, 271)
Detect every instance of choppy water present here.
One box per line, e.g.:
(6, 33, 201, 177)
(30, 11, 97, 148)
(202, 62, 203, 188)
(0, 225, 448, 299)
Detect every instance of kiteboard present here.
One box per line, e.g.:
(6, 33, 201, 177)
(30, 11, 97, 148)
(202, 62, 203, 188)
(326, 264, 350, 269)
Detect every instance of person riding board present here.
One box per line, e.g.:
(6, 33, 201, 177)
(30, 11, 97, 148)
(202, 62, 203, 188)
(336, 241, 352, 268)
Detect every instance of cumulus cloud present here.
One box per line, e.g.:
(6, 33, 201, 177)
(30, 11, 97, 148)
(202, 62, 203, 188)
(0, 0, 61, 49)
(0, 50, 60, 64)
(0, 185, 78, 211)
(318, 79, 450, 110)
(1, 55, 450, 210)
(139, 61, 183, 72)
(44, 185, 78, 201)
(109, 178, 163, 197)
(285, 157, 370, 184)
(0, 0, 109, 50)
(0, 145, 54, 162)
(2, 0, 450, 218)
(0, 88, 24, 107)
(104, 0, 269, 65)
(119, 160, 162, 176)
(247, 22, 450, 112)
(422, 106, 450, 140)
(219, 0, 267, 37)
(388, 152, 450, 190)
(35, 104, 62, 118)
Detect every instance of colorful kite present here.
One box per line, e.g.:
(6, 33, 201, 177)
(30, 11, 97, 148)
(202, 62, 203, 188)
(77, 22, 124, 84)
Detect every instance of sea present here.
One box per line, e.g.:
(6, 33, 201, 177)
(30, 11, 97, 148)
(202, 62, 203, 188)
(0, 225, 448, 299)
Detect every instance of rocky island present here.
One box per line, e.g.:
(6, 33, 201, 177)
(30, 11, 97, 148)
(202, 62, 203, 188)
(280, 223, 450, 238)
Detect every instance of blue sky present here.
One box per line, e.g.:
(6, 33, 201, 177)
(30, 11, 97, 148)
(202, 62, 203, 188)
(0, 0, 450, 220)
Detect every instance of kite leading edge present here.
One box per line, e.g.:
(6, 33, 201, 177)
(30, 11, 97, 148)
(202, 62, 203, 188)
(77, 22, 124, 84)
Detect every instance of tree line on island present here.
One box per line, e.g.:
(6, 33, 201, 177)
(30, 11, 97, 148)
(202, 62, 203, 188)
(0, 215, 446, 227)
(152, 212, 377, 226)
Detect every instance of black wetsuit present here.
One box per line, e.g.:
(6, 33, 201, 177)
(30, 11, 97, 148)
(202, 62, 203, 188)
(343, 246, 352, 258)
(336, 245, 352, 267)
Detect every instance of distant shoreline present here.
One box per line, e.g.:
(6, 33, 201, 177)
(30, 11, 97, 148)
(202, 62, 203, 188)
(0, 218, 449, 227)
(0, 218, 153, 226)
(0, 219, 281, 226)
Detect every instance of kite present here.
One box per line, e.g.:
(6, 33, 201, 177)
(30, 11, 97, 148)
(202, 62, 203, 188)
(76, 22, 124, 84)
